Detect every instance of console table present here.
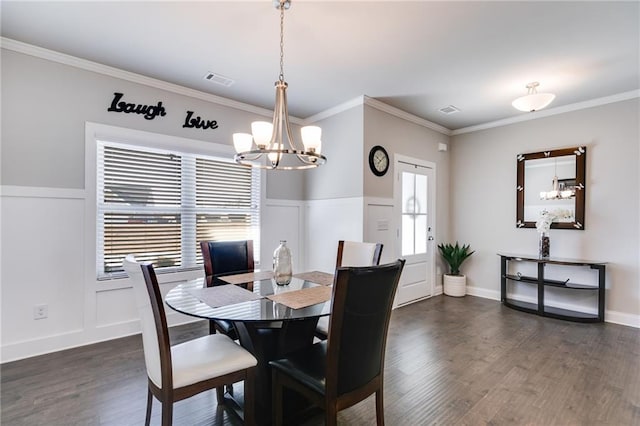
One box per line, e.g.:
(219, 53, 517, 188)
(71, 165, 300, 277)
(499, 253, 606, 323)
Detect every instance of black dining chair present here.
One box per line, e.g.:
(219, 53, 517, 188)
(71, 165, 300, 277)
(315, 240, 384, 339)
(200, 240, 254, 339)
(123, 255, 257, 426)
(270, 259, 405, 426)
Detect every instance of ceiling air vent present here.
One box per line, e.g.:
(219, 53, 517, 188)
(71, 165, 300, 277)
(203, 72, 235, 87)
(439, 105, 460, 114)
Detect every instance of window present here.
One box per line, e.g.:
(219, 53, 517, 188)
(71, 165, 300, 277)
(401, 170, 428, 257)
(96, 141, 260, 278)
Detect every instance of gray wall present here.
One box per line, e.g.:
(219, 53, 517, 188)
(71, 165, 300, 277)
(0, 47, 308, 361)
(304, 105, 364, 200)
(1, 49, 304, 199)
(363, 105, 452, 243)
(451, 99, 640, 318)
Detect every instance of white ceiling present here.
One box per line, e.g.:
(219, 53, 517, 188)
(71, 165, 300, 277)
(2, 1, 638, 131)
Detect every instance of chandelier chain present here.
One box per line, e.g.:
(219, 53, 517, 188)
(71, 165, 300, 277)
(233, 0, 326, 170)
(279, 2, 285, 82)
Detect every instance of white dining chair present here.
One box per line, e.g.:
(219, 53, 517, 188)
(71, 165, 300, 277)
(336, 240, 384, 268)
(123, 255, 257, 426)
(316, 240, 384, 338)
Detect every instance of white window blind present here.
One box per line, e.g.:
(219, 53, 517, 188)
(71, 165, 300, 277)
(96, 141, 260, 278)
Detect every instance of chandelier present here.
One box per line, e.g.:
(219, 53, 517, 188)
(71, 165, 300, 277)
(512, 81, 556, 112)
(233, 0, 326, 170)
(540, 159, 574, 200)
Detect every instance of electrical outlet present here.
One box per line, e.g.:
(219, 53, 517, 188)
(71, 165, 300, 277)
(34, 304, 48, 320)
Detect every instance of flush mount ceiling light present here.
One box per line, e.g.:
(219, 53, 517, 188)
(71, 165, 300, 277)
(233, 0, 326, 170)
(512, 81, 556, 112)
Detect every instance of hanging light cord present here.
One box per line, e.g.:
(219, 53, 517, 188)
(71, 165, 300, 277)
(232, 0, 326, 170)
(279, 2, 285, 83)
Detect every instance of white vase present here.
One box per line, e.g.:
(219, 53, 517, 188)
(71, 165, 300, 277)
(443, 274, 466, 297)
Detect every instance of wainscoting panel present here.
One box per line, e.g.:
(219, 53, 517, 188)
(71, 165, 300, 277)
(1, 193, 85, 348)
(95, 287, 138, 328)
(305, 197, 364, 273)
(364, 197, 395, 264)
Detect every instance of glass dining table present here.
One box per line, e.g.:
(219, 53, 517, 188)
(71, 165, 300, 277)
(165, 272, 333, 424)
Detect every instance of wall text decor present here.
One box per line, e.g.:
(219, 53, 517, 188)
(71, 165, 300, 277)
(107, 92, 167, 120)
(182, 111, 219, 130)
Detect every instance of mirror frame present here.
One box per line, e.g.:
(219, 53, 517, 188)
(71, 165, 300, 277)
(516, 146, 586, 230)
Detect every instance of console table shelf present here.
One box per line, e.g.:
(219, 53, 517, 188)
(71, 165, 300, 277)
(499, 253, 606, 323)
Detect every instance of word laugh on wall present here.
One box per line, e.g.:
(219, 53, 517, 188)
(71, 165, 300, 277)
(107, 92, 218, 131)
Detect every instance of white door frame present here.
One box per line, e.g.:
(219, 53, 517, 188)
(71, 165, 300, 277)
(393, 154, 437, 306)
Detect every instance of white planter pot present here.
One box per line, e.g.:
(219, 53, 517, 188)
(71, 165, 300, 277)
(443, 274, 466, 297)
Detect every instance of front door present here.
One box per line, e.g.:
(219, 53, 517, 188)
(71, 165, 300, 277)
(394, 156, 435, 306)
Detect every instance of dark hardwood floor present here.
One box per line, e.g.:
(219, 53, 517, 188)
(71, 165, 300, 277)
(2, 295, 639, 425)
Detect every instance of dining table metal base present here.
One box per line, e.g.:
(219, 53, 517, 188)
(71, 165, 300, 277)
(234, 317, 320, 425)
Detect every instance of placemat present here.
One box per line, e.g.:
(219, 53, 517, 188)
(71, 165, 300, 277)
(219, 270, 274, 285)
(187, 284, 262, 308)
(267, 285, 332, 310)
(293, 271, 335, 286)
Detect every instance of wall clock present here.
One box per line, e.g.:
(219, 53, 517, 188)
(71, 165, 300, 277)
(369, 145, 389, 176)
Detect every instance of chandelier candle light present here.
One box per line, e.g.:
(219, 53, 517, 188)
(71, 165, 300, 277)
(233, 0, 327, 170)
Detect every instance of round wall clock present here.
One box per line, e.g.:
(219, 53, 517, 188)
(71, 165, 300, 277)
(369, 145, 389, 176)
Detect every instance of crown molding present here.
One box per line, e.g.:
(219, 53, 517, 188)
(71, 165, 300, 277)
(303, 96, 365, 124)
(364, 96, 452, 136)
(4, 37, 637, 137)
(452, 90, 640, 136)
(0, 37, 308, 123)
(303, 95, 452, 136)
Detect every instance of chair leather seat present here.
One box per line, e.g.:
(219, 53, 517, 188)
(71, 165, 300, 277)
(269, 341, 328, 396)
(315, 316, 329, 335)
(166, 334, 257, 389)
(213, 319, 238, 340)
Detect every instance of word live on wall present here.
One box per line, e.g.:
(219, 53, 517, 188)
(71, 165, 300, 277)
(107, 92, 219, 130)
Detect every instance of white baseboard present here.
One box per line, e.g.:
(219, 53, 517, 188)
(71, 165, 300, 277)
(1, 314, 201, 364)
(605, 310, 640, 328)
(4, 287, 636, 363)
(466, 285, 640, 329)
(466, 285, 500, 301)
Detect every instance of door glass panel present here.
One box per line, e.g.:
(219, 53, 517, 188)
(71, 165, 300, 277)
(402, 172, 415, 214)
(415, 174, 427, 214)
(402, 215, 415, 256)
(401, 170, 429, 256)
(415, 214, 427, 254)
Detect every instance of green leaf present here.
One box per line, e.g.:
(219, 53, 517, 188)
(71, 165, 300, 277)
(437, 241, 475, 275)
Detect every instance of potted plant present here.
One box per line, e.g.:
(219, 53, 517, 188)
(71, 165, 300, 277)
(437, 242, 474, 297)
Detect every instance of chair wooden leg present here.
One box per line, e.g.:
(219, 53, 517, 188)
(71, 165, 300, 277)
(244, 368, 256, 426)
(161, 400, 173, 426)
(272, 370, 283, 426)
(375, 389, 385, 426)
(145, 388, 153, 426)
(325, 402, 338, 426)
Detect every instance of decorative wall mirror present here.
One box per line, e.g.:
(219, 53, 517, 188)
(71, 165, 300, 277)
(516, 146, 586, 230)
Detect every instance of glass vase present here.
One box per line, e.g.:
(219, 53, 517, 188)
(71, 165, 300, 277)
(539, 232, 550, 258)
(273, 240, 292, 285)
